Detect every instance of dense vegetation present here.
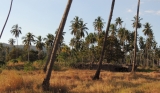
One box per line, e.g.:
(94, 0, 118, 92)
(0, 16, 160, 69)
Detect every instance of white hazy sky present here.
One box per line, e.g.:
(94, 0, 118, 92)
(0, 0, 160, 46)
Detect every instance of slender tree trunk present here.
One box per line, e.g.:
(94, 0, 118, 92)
(28, 46, 30, 62)
(16, 37, 18, 59)
(132, 0, 140, 72)
(147, 49, 148, 67)
(42, 0, 72, 90)
(0, 0, 13, 39)
(92, 0, 115, 80)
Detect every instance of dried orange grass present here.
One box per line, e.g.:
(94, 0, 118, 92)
(0, 69, 160, 93)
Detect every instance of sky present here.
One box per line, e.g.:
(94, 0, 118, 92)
(0, 0, 160, 47)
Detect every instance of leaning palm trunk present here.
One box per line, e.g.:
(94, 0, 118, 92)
(0, 0, 13, 39)
(42, 0, 72, 90)
(132, 0, 140, 72)
(92, 0, 115, 80)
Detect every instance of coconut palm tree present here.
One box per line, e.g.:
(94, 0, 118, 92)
(70, 16, 82, 37)
(44, 33, 54, 48)
(132, 0, 141, 72)
(10, 24, 22, 58)
(143, 22, 153, 38)
(115, 17, 123, 28)
(78, 21, 88, 38)
(139, 36, 145, 66)
(0, 0, 13, 39)
(22, 32, 35, 62)
(70, 17, 88, 39)
(85, 33, 97, 46)
(35, 36, 45, 59)
(93, 16, 105, 34)
(8, 38, 15, 47)
(93, 0, 115, 80)
(42, 0, 72, 90)
(109, 24, 117, 36)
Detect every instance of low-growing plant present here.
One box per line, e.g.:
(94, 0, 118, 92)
(24, 62, 35, 71)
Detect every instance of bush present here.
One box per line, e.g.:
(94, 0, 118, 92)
(24, 62, 35, 71)
(53, 65, 61, 71)
(11, 59, 18, 63)
(0, 61, 5, 66)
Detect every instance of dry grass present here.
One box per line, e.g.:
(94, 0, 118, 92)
(0, 69, 160, 93)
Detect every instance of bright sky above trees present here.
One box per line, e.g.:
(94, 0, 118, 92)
(0, 0, 160, 46)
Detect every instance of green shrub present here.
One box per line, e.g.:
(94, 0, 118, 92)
(11, 59, 18, 63)
(52, 64, 61, 71)
(24, 62, 35, 71)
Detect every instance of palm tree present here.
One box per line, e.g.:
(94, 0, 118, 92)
(10, 24, 22, 58)
(93, 0, 115, 80)
(78, 21, 88, 38)
(22, 32, 35, 62)
(139, 36, 145, 66)
(109, 24, 117, 36)
(85, 33, 97, 46)
(70, 16, 82, 37)
(55, 29, 66, 40)
(115, 17, 123, 28)
(35, 36, 45, 59)
(8, 38, 15, 47)
(93, 16, 105, 34)
(143, 22, 153, 38)
(42, 0, 72, 90)
(70, 16, 88, 39)
(132, 0, 141, 72)
(132, 16, 142, 28)
(44, 33, 54, 48)
(0, 0, 13, 39)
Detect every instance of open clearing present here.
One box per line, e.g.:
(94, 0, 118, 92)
(0, 68, 160, 93)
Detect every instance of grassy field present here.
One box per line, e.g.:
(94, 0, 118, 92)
(0, 63, 160, 93)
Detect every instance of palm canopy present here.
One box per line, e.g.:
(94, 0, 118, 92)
(10, 24, 22, 38)
(132, 16, 142, 28)
(139, 36, 145, 50)
(115, 17, 123, 28)
(70, 16, 88, 39)
(35, 36, 45, 51)
(70, 16, 82, 36)
(93, 16, 105, 33)
(109, 24, 117, 36)
(44, 33, 54, 47)
(77, 21, 88, 38)
(8, 38, 15, 46)
(85, 33, 97, 45)
(143, 22, 153, 38)
(118, 27, 130, 44)
(55, 29, 66, 41)
(22, 32, 35, 48)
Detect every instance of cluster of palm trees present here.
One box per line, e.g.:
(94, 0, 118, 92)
(1, 0, 160, 90)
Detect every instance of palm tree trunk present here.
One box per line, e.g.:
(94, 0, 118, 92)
(132, 0, 140, 72)
(0, 0, 13, 39)
(147, 49, 149, 67)
(42, 0, 72, 90)
(28, 46, 30, 62)
(16, 37, 18, 59)
(92, 0, 115, 80)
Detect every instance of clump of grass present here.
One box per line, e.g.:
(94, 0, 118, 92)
(0, 70, 23, 92)
(0, 68, 160, 93)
